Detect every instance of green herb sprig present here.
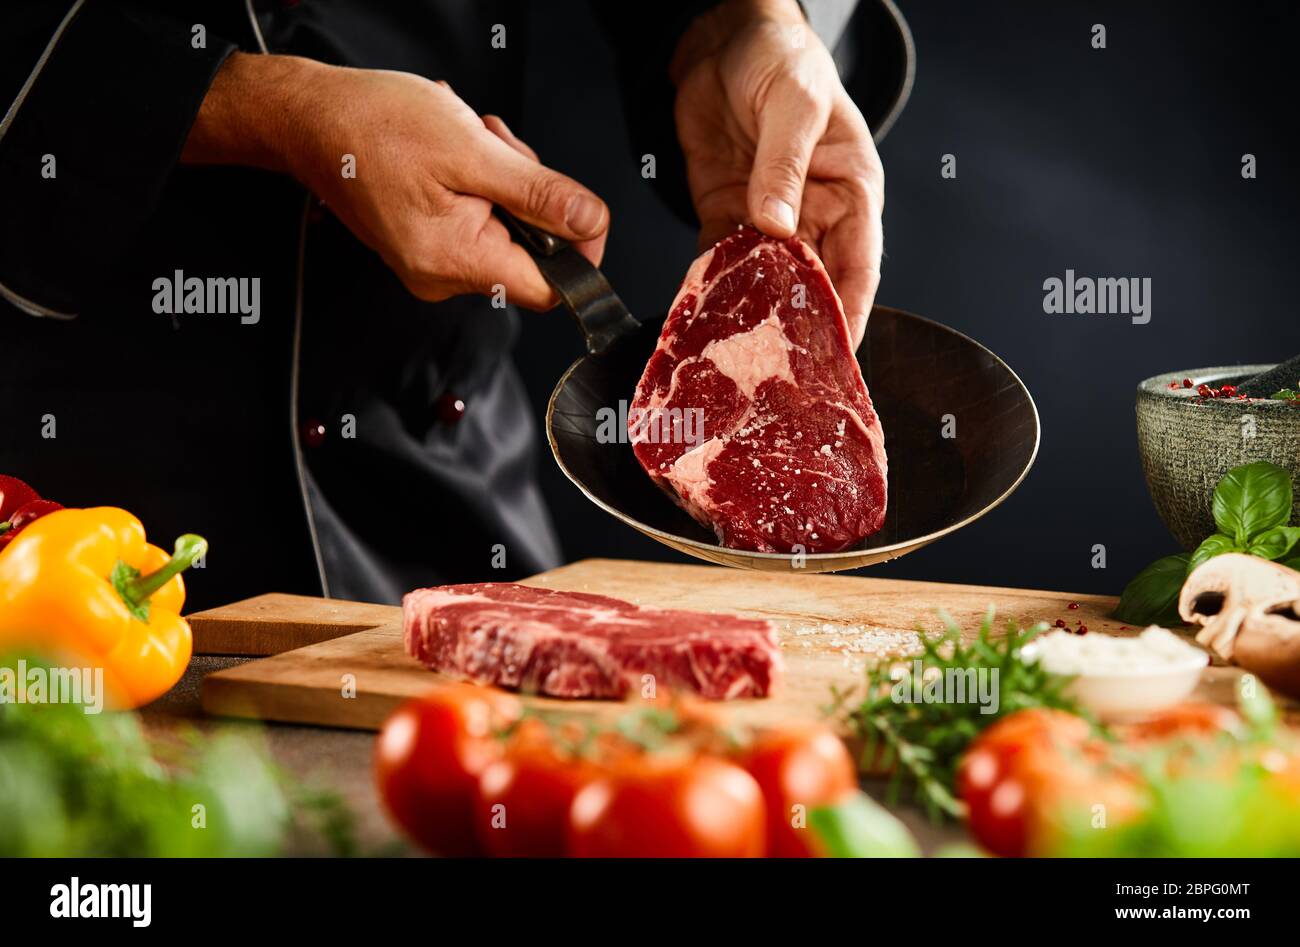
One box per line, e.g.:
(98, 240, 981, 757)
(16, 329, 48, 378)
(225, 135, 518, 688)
(833, 610, 1083, 821)
(1115, 461, 1300, 625)
(0, 653, 355, 857)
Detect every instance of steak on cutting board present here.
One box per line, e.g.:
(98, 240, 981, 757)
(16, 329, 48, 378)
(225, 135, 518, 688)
(402, 582, 782, 700)
(629, 225, 887, 553)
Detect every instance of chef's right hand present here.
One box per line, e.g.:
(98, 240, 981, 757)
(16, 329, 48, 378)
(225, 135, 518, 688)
(182, 52, 609, 311)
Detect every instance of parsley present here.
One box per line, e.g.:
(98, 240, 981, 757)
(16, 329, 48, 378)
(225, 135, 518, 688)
(0, 653, 355, 856)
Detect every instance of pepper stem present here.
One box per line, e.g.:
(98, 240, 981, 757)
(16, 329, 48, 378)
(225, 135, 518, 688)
(123, 534, 208, 604)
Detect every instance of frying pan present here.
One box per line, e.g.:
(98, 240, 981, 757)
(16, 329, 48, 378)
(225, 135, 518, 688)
(499, 212, 1040, 574)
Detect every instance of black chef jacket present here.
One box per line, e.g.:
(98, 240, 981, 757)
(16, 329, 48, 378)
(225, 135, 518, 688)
(0, 1, 911, 610)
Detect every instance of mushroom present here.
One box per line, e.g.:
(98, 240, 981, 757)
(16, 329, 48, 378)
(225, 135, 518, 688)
(1234, 594, 1300, 698)
(1179, 553, 1300, 698)
(1179, 554, 1300, 658)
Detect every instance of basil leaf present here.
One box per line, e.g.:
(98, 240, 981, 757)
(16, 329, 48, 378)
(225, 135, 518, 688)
(1281, 557, 1300, 573)
(1189, 533, 1240, 572)
(1246, 526, 1300, 561)
(1212, 461, 1293, 544)
(808, 791, 919, 858)
(1114, 553, 1190, 625)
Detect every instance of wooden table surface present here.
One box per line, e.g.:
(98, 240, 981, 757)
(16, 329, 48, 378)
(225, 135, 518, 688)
(158, 557, 1288, 855)
(189, 558, 1252, 732)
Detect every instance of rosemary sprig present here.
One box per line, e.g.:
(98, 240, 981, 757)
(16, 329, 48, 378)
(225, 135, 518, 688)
(836, 608, 1084, 821)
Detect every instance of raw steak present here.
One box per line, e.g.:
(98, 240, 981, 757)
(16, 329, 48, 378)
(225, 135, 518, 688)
(402, 582, 782, 700)
(629, 225, 887, 553)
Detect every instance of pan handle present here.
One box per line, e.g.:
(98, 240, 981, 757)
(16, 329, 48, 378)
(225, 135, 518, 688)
(495, 208, 642, 355)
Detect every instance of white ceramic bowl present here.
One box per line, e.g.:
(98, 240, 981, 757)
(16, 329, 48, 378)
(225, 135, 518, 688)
(1021, 640, 1209, 723)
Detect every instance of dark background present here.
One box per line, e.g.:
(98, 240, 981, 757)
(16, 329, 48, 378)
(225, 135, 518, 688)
(513, 0, 1300, 595)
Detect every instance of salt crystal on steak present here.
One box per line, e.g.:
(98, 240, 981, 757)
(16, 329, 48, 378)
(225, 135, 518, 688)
(402, 582, 783, 700)
(629, 226, 887, 553)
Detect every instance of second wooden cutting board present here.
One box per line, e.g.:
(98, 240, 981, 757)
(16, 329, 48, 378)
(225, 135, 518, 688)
(194, 558, 1241, 730)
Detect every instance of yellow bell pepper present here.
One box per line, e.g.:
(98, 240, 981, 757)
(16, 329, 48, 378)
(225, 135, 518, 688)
(0, 507, 206, 709)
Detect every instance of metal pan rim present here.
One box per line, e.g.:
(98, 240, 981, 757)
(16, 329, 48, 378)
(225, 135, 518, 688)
(544, 305, 1041, 572)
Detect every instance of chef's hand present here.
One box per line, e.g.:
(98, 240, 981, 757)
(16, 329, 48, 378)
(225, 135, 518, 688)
(672, 0, 883, 346)
(182, 52, 608, 310)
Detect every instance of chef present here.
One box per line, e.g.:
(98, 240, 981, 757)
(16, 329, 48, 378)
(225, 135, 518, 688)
(0, 0, 909, 608)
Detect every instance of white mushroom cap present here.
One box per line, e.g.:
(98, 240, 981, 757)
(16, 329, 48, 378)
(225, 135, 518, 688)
(1178, 553, 1300, 660)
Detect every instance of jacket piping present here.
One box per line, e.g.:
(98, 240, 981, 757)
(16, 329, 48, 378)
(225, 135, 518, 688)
(244, 0, 331, 596)
(0, 0, 87, 320)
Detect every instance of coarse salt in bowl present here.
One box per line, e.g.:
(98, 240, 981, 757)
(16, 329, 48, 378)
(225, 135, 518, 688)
(1022, 626, 1209, 722)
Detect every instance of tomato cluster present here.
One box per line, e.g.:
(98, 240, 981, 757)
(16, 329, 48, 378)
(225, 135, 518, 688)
(956, 704, 1245, 857)
(374, 685, 859, 858)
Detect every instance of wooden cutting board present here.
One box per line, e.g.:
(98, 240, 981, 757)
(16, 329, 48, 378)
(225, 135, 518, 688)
(193, 558, 1245, 731)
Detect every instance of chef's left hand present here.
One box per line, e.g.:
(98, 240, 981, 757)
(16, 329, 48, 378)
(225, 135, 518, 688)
(672, 0, 883, 346)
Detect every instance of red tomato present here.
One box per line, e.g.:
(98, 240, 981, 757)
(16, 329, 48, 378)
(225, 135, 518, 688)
(1122, 703, 1240, 742)
(474, 725, 599, 858)
(0, 475, 38, 522)
(739, 726, 857, 857)
(374, 685, 520, 856)
(568, 754, 766, 858)
(957, 709, 1093, 858)
(957, 739, 1035, 857)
